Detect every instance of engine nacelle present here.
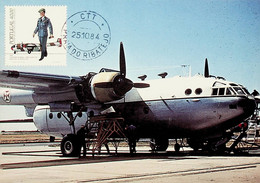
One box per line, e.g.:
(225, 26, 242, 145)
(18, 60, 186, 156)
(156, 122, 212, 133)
(90, 72, 124, 103)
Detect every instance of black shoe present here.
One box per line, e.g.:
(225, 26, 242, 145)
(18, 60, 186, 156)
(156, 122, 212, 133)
(39, 57, 44, 61)
(44, 51, 48, 57)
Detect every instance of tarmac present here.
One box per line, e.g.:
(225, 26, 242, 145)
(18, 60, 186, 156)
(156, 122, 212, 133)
(0, 143, 260, 183)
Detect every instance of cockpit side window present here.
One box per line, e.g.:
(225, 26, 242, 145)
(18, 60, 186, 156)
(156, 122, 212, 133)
(212, 88, 218, 95)
(226, 88, 232, 95)
(219, 88, 225, 95)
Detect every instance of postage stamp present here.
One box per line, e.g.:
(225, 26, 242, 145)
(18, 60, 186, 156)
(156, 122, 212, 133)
(61, 10, 111, 61)
(4, 6, 67, 66)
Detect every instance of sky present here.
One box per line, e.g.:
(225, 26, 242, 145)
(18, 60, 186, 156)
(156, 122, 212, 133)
(0, 0, 260, 123)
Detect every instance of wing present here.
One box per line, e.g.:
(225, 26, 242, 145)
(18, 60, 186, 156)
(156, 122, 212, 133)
(0, 70, 83, 93)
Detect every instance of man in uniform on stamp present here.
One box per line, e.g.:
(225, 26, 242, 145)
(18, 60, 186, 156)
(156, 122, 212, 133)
(33, 8, 54, 61)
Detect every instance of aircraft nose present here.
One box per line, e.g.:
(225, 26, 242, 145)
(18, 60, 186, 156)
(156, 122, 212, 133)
(238, 96, 256, 117)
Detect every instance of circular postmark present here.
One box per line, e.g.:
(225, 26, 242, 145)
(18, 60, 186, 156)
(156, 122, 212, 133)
(61, 11, 111, 61)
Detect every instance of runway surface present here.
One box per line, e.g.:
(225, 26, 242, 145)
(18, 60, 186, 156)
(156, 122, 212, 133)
(1, 143, 260, 183)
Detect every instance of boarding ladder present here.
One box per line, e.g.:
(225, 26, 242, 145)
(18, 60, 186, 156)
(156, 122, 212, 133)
(229, 107, 260, 153)
(85, 115, 127, 156)
(242, 102, 260, 152)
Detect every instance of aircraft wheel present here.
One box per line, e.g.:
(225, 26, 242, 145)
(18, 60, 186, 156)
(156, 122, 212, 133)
(14, 51, 16, 54)
(50, 136, 55, 142)
(207, 142, 226, 154)
(28, 50, 32, 54)
(157, 138, 169, 151)
(174, 143, 180, 153)
(150, 138, 169, 151)
(60, 135, 80, 157)
(150, 139, 156, 151)
(187, 139, 202, 151)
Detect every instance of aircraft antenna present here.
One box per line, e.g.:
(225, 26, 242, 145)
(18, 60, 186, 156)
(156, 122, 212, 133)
(181, 65, 191, 77)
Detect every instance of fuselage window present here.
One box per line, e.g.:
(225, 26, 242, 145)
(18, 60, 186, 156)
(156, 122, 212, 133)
(78, 112, 82, 118)
(219, 88, 225, 95)
(212, 88, 218, 95)
(185, 88, 192, 95)
(49, 113, 53, 119)
(143, 107, 149, 114)
(195, 88, 202, 95)
(57, 113, 61, 118)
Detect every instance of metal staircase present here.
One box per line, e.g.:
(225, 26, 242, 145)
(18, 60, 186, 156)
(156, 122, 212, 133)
(85, 115, 127, 156)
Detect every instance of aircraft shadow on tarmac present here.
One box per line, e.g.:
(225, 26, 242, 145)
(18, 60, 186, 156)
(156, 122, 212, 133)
(1, 149, 260, 170)
(1, 149, 199, 170)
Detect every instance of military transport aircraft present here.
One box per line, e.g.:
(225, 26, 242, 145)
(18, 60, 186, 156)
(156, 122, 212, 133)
(0, 43, 256, 156)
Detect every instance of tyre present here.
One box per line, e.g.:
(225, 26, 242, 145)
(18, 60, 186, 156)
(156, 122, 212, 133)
(207, 141, 227, 154)
(156, 138, 169, 151)
(150, 138, 169, 151)
(174, 143, 180, 153)
(60, 135, 80, 157)
(187, 139, 202, 151)
(50, 136, 55, 142)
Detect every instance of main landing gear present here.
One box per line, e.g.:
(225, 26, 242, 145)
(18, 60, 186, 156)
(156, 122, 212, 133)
(60, 110, 127, 157)
(150, 137, 169, 151)
(187, 136, 232, 154)
(61, 134, 81, 157)
(187, 121, 260, 154)
(149, 138, 184, 153)
(60, 107, 86, 157)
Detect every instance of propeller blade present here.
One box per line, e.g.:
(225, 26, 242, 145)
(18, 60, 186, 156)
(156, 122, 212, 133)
(94, 82, 113, 88)
(133, 83, 150, 88)
(204, 58, 209, 78)
(120, 42, 126, 77)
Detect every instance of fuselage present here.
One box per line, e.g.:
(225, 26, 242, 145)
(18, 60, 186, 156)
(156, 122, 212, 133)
(0, 75, 256, 139)
(109, 75, 255, 138)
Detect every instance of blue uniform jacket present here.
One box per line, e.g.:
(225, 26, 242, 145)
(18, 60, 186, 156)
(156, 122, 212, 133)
(34, 17, 53, 37)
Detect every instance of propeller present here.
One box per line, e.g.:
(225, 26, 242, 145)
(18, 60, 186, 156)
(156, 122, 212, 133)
(133, 83, 150, 88)
(94, 42, 149, 96)
(204, 58, 209, 78)
(120, 42, 126, 77)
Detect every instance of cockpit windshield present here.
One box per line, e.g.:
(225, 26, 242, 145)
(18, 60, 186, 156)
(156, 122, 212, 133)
(233, 87, 245, 95)
(242, 88, 250, 95)
(212, 83, 250, 96)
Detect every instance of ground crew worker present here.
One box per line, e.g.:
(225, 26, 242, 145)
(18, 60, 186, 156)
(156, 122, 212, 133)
(33, 8, 53, 61)
(77, 125, 87, 157)
(126, 124, 137, 154)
